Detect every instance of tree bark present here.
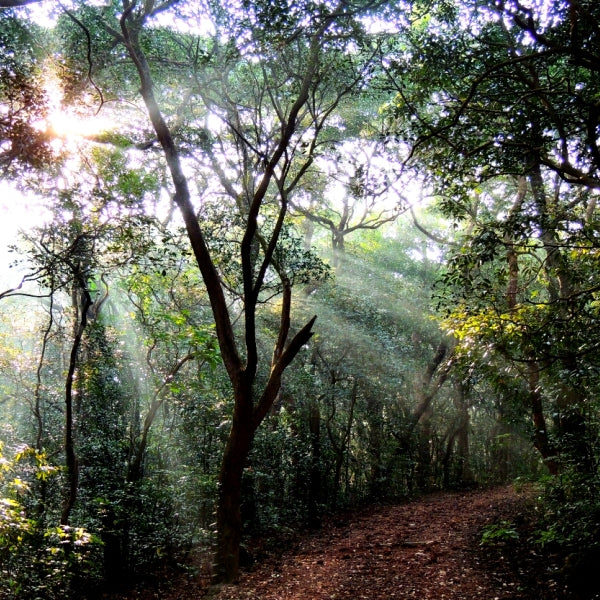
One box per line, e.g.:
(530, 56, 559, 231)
(213, 388, 255, 583)
(452, 381, 474, 487)
(528, 164, 590, 470)
(366, 395, 384, 500)
(527, 361, 559, 475)
(325, 378, 357, 506)
(408, 342, 450, 433)
(127, 352, 197, 482)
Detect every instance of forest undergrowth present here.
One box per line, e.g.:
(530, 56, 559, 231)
(111, 485, 589, 600)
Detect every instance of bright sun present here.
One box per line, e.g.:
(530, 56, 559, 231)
(48, 109, 113, 139)
(42, 64, 113, 142)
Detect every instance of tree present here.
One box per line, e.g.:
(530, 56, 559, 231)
(4, 0, 579, 591)
(0, 15, 54, 175)
(437, 173, 600, 468)
(379, 0, 600, 475)
(381, 0, 600, 191)
(291, 137, 406, 269)
(26, 0, 384, 583)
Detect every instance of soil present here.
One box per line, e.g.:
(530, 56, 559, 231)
(111, 485, 586, 600)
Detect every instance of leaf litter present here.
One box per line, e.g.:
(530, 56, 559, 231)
(113, 486, 579, 600)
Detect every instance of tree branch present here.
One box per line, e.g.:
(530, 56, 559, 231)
(119, 3, 243, 383)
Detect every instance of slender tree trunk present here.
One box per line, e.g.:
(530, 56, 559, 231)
(308, 397, 322, 528)
(442, 430, 456, 489)
(303, 217, 315, 250)
(416, 404, 434, 491)
(489, 416, 511, 482)
(527, 361, 559, 475)
(366, 395, 384, 500)
(402, 342, 449, 437)
(328, 380, 357, 505)
(120, 7, 323, 583)
(502, 177, 560, 475)
(34, 293, 54, 451)
(127, 353, 196, 483)
(504, 177, 526, 311)
(331, 228, 345, 271)
(452, 381, 474, 487)
(61, 283, 92, 526)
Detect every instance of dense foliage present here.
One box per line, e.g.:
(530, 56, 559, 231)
(0, 0, 598, 597)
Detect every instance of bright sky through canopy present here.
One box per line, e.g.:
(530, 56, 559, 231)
(0, 182, 52, 289)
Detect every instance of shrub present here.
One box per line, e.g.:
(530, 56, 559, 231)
(0, 444, 102, 598)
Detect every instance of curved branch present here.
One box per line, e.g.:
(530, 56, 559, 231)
(410, 207, 452, 246)
(128, 352, 199, 482)
(61, 278, 93, 526)
(59, 3, 105, 114)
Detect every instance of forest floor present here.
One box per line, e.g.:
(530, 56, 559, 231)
(114, 485, 587, 600)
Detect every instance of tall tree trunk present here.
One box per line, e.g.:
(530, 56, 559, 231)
(127, 353, 197, 483)
(331, 228, 345, 271)
(307, 397, 322, 528)
(502, 177, 559, 475)
(61, 281, 92, 526)
(120, 6, 326, 583)
(489, 416, 511, 482)
(415, 404, 434, 491)
(528, 165, 589, 470)
(452, 381, 474, 487)
(327, 379, 357, 506)
(442, 430, 457, 489)
(366, 395, 384, 500)
(214, 391, 255, 583)
(213, 314, 315, 583)
(527, 361, 559, 475)
(400, 342, 450, 439)
(34, 292, 54, 451)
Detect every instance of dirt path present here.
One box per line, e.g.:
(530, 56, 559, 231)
(119, 486, 574, 600)
(208, 486, 568, 600)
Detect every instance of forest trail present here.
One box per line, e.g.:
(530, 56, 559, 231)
(207, 486, 566, 600)
(125, 486, 572, 600)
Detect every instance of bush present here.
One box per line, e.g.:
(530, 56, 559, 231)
(534, 469, 600, 551)
(0, 444, 102, 598)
